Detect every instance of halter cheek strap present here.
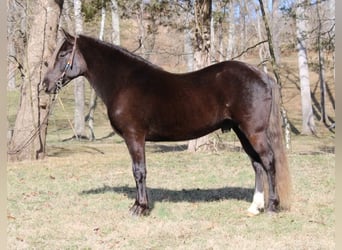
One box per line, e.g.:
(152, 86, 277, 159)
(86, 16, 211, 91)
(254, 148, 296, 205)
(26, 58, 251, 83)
(56, 36, 77, 92)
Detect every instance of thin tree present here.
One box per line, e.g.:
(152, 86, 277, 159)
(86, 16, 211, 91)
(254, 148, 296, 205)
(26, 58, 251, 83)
(315, 1, 332, 127)
(8, 0, 64, 161)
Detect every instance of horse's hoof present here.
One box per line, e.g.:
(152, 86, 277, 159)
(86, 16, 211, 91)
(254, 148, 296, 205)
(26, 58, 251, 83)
(247, 206, 264, 217)
(266, 204, 278, 216)
(247, 211, 259, 217)
(129, 203, 150, 216)
(266, 209, 277, 216)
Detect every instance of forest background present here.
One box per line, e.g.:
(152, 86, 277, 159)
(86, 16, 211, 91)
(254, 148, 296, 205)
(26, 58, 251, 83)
(7, 0, 335, 160)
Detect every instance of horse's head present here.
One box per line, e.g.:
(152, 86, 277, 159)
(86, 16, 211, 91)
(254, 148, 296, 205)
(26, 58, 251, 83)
(43, 29, 87, 94)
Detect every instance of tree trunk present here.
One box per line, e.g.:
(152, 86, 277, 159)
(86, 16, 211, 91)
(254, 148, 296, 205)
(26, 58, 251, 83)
(188, 0, 212, 152)
(216, 1, 225, 62)
(240, 0, 247, 61)
(295, 0, 316, 135)
(87, 0, 106, 140)
(137, 0, 146, 58)
(111, 0, 120, 45)
(7, 0, 16, 90)
(60, 0, 73, 32)
(316, 3, 329, 126)
(271, 0, 281, 63)
(73, 0, 86, 139)
(8, 0, 63, 161)
(226, 0, 235, 60)
(183, 7, 193, 71)
(210, 11, 215, 62)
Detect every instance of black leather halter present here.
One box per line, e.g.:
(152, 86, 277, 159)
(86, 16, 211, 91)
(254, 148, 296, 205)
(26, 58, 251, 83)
(56, 36, 77, 92)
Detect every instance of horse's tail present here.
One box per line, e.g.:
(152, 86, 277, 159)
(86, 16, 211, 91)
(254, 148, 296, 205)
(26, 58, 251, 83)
(267, 77, 292, 210)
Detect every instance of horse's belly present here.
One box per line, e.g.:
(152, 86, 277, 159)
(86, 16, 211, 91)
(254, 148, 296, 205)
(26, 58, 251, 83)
(145, 117, 224, 142)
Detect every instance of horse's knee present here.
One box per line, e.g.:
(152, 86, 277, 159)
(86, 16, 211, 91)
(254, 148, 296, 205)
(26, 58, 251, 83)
(260, 151, 275, 173)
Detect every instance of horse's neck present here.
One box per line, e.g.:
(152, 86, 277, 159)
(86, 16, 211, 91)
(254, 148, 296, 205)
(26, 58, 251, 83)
(79, 37, 137, 104)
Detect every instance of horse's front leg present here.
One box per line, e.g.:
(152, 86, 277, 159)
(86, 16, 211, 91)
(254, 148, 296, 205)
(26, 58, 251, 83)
(124, 134, 149, 216)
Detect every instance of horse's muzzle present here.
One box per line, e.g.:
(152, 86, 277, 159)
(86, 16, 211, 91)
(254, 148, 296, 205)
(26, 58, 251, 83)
(42, 78, 56, 94)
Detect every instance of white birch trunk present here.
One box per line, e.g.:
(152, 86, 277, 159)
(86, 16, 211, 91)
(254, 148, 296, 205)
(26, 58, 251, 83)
(111, 0, 120, 45)
(296, 0, 316, 135)
(73, 0, 86, 138)
(99, 3, 106, 40)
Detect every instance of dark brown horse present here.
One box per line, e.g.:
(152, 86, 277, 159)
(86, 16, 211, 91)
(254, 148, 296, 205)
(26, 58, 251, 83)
(43, 30, 291, 216)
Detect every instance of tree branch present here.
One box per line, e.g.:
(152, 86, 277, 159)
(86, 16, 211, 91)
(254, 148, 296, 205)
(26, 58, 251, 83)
(8, 55, 25, 78)
(230, 40, 268, 61)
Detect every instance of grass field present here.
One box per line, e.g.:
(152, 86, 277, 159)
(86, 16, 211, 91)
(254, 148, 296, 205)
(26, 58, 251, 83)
(7, 120, 335, 249)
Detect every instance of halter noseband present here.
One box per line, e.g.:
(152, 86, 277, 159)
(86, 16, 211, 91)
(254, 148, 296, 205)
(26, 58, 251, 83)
(56, 36, 77, 92)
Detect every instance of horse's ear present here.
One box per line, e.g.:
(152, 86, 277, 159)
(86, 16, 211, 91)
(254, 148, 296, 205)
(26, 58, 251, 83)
(61, 28, 75, 43)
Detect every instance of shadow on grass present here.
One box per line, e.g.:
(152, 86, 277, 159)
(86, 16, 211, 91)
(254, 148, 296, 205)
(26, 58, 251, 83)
(146, 143, 188, 153)
(48, 145, 106, 157)
(80, 185, 253, 211)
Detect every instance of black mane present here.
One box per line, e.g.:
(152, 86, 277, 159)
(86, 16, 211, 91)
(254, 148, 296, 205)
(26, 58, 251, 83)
(79, 34, 163, 71)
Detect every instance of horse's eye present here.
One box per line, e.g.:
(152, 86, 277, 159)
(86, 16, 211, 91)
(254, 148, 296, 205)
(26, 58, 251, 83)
(44, 61, 48, 67)
(59, 52, 67, 58)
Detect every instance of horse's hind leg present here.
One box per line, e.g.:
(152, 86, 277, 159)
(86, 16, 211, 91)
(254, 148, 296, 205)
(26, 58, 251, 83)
(233, 127, 265, 215)
(241, 129, 279, 213)
(124, 134, 149, 216)
(248, 162, 265, 215)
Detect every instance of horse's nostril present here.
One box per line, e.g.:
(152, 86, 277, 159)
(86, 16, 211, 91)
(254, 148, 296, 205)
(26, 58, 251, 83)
(42, 79, 49, 92)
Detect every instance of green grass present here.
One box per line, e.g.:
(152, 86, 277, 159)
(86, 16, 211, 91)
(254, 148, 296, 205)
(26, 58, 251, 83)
(7, 133, 335, 249)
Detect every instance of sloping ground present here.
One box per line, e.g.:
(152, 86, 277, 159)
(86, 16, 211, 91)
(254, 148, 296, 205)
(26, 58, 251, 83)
(7, 136, 334, 249)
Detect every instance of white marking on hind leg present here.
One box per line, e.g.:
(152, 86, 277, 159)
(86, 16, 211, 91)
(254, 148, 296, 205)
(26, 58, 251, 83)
(247, 191, 264, 216)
